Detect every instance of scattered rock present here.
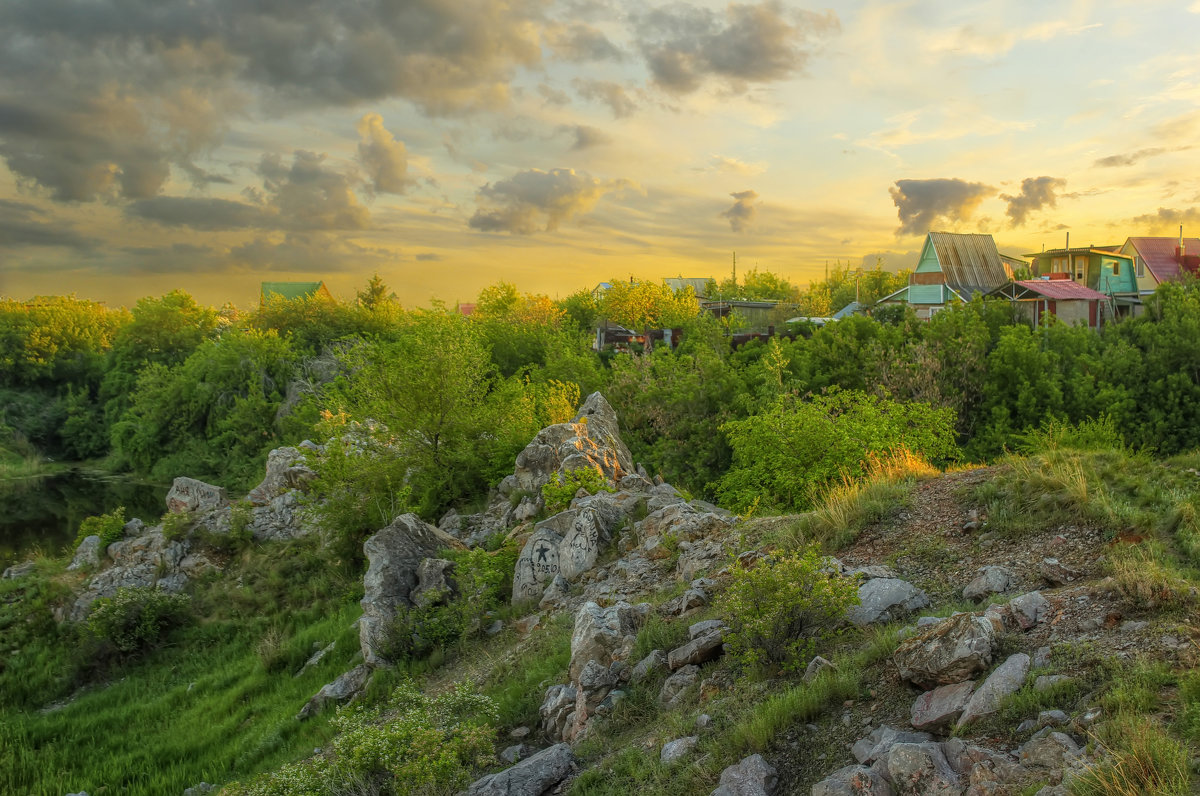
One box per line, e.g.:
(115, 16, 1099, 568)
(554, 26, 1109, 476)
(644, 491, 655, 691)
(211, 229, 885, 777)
(294, 641, 334, 678)
(246, 446, 313, 505)
(886, 742, 960, 795)
(1008, 592, 1050, 630)
(910, 680, 976, 731)
(183, 784, 215, 796)
(660, 736, 699, 764)
(667, 620, 728, 670)
(1019, 731, 1082, 769)
(893, 612, 996, 688)
(1, 560, 34, 579)
(540, 684, 578, 741)
(500, 744, 529, 764)
(962, 566, 1015, 602)
(711, 753, 778, 796)
(1034, 675, 1070, 692)
(957, 653, 1031, 728)
(847, 578, 930, 626)
(810, 764, 893, 795)
(1040, 558, 1080, 586)
(466, 742, 575, 796)
(631, 650, 667, 684)
(804, 655, 836, 684)
(66, 536, 102, 571)
(659, 664, 700, 707)
(296, 664, 371, 720)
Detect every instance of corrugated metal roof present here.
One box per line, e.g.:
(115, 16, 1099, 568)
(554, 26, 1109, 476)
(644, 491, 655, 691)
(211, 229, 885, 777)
(928, 232, 1012, 298)
(1124, 237, 1200, 284)
(261, 281, 326, 301)
(1013, 280, 1107, 300)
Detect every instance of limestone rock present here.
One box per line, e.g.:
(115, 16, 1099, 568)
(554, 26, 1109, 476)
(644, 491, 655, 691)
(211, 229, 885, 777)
(631, 650, 667, 683)
(1008, 591, 1050, 630)
(893, 612, 996, 689)
(710, 754, 778, 796)
(1019, 731, 1082, 769)
(568, 601, 639, 681)
(540, 684, 578, 741)
(847, 578, 930, 626)
(804, 655, 836, 684)
(466, 742, 575, 796)
(412, 558, 456, 608)
(510, 392, 633, 497)
(910, 680, 976, 731)
(957, 653, 1031, 728)
(165, 477, 227, 514)
(69, 527, 190, 620)
(246, 446, 313, 506)
(962, 566, 1015, 602)
(667, 620, 728, 670)
(661, 736, 699, 764)
(885, 742, 960, 795)
(1, 561, 35, 579)
(1040, 558, 1080, 586)
(67, 535, 102, 571)
(811, 764, 894, 796)
(296, 664, 371, 720)
(359, 514, 464, 667)
(659, 664, 700, 707)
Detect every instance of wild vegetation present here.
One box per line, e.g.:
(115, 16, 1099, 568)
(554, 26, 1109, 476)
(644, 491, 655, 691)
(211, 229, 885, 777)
(2, 271, 1200, 794)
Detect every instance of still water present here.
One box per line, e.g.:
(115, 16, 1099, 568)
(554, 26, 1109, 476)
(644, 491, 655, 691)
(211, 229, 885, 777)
(0, 470, 168, 570)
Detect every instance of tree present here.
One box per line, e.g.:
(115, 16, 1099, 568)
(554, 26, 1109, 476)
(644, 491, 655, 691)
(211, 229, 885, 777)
(598, 279, 698, 330)
(356, 273, 391, 309)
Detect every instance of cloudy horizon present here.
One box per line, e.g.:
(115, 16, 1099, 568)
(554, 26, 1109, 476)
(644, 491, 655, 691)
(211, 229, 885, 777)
(2, 0, 1199, 308)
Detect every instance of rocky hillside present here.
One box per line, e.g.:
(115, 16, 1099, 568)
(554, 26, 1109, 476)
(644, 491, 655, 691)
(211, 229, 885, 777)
(8, 394, 1200, 796)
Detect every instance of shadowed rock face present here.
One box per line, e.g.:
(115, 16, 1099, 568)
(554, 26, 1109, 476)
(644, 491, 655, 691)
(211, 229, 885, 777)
(359, 514, 465, 667)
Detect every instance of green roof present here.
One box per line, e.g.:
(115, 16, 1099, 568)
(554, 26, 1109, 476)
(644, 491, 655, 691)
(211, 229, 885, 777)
(260, 281, 326, 302)
(908, 284, 945, 305)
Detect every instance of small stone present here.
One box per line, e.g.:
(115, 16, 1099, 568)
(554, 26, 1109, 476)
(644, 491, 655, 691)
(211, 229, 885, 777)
(957, 653, 1031, 728)
(660, 736, 699, 764)
(500, 744, 528, 764)
(803, 655, 836, 683)
(697, 713, 712, 730)
(509, 726, 531, 739)
(910, 680, 976, 731)
(1040, 558, 1080, 586)
(1008, 591, 1050, 630)
(1038, 710, 1068, 727)
(711, 753, 778, 796)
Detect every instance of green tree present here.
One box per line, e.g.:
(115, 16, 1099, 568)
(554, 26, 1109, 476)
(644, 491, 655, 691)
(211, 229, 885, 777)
(356, 273, 391, 309)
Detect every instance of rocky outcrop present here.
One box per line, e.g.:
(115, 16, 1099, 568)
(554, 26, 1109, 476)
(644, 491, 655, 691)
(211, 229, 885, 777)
(1, 561, 35, 579)
(847, 578, 930, 626)
(66, 536, 102, 571)
(666, 619, 728, 670)
(512, 506, 624, 605)
(359, 514, 465, 667)
(893, 612, 997, 689)
(69, 527, 190, 621)
(245, 446, 315, 506)
(568, 601, 641, 681)
(466, 743, 575, 796)
(165, 477, 227, 514)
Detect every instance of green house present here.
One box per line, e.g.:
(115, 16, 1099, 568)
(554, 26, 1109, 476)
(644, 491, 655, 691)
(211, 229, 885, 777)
(875, 232, 1014, 319)
(259, 281, 333, 306)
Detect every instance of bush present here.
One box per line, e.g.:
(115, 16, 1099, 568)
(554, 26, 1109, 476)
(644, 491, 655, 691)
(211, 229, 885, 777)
(224, 680, 498, 796)
(74, 506, 126, 551)
(86, 586, 193, 654)
(160, 511, 193, 542)
(715, 390, 958, 513)
(716, 545, 859, 673)
(541, 467, 614, 513)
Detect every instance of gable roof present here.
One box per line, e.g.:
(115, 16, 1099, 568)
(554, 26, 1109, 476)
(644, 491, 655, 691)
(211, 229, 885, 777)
(260, 281, 328, 302)
(1123, 237, 1200, 283)
(993, 280, 1108, 301)
(926, 232, 1013, 298)
(663, 277, 713, 296)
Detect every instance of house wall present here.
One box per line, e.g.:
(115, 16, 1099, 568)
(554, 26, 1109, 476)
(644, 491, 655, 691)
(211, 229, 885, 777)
(1054, 300, 1094, 328)
(1096, 257, 1136, 294)
(1118, 241, 1163, 293)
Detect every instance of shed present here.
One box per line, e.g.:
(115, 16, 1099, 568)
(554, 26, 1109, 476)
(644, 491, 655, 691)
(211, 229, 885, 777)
(989, 279, 1109, 329)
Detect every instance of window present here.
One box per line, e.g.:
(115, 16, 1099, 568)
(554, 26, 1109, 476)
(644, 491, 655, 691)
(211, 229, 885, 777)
(1137, 257, 1145, 278)
(1113, 261, 1120, 276)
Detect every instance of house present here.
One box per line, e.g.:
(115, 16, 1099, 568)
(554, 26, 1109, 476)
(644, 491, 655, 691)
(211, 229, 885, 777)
(988, 277, 1110, 329)
(260, 281, 333, 306)
(1118, 236, 1200, 296)
(701, 299, 777, 332)
(1024, 245, 1138, 316)
(663, 277, 714, 299)
(875, 232, 1014, 319)
(591, 282, 613, 301)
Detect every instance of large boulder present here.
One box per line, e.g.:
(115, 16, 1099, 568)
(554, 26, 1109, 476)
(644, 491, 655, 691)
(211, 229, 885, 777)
(67, 535, 102, 571)
(359, 514, 465, 667)
(909, 680, 976, 732)
(884, 743, 960, 795)
(893, 612, 997, 689)
(295, 664, 371, 720)
(165, 477, 227, 514)
(847, 578, 930, 626)
(568, 601, 639, 681)
(667, 620, 729, 670)
(956, 653, 1030, 728)
(466, 742, 575, 796)
(507, 392, 633, 498)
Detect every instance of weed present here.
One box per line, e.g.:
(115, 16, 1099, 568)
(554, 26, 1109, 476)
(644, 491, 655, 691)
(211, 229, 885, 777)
(1069, 714, 1191, 796)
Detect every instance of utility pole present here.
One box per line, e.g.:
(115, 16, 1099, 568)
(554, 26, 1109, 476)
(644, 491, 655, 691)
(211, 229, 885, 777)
(731, 251, 737, 288)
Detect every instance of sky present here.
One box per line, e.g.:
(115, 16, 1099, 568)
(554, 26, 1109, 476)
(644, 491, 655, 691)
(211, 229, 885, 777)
(2, 0, 1200, 309)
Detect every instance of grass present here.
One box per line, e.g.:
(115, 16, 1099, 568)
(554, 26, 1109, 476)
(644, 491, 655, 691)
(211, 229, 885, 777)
(1070, 715, 1192, 796)
(775, 449, 936, 552)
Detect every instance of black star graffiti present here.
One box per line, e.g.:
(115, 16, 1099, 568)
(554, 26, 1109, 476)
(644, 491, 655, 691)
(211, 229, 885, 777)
(536, 543, 551, 563)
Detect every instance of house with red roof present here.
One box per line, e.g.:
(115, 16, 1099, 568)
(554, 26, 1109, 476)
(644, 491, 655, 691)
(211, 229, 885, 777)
(988, 277, 1109, 329)
(1119, 235, 1200, 296)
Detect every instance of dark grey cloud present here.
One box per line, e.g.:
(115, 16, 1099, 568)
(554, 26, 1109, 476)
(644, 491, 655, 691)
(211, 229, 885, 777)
(0, 199, 97, 250)
(356, 113, 410, 195)
(635, 1, 838, 94)
(889, 178, 995, 236)
(126, 197, 269, 230)
(1001, 176, 1066, 227)
(468, 167, 634, 234)
(257, 150, 371, 230)
(562, 124, 613, 150)
(1094, 148, 1165, 168)
(230, 232, 388, 272)
(573, 79, 638, 118)
(546, 22, 624, 62)
(0, 0, 550, 203)
(720, 189, 758, 232)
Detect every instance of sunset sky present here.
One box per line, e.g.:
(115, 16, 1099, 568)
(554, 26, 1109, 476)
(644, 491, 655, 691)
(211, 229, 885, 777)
(3, 0, 1200, 309)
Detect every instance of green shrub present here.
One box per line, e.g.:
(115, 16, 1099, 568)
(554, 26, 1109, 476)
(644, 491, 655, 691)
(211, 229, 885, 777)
(86, 586, 193, 654)
(716, 545, 859, 673)
(73, 506, 126, 551)
(541, 467, 615, 513)
(160, 510, 193, 541)
(230, 499, 255, 543)
(224, 679, 497, 796)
